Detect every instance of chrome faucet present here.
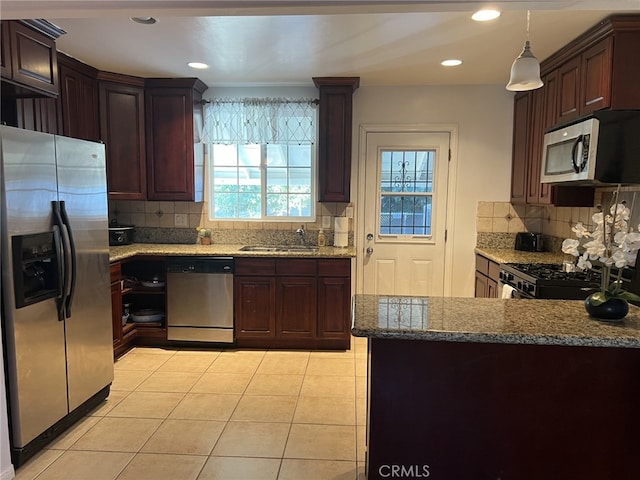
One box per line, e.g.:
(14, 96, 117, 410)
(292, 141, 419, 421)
(295, 225, 306, 245)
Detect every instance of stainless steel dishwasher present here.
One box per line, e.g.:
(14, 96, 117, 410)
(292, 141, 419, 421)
(166, 257, 234, 343)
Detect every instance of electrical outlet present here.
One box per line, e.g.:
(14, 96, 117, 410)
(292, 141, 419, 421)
(174, 213, 188, 227)
(322, 215, 332, 228)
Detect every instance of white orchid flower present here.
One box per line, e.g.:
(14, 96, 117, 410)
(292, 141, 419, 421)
(610, 203, 631, 221)
(592, 212, 604, 225)
(576, 253, 592, 270)
(571, 222, 590, 238)
(611, 249, 629, 268)
(562, 238, 580, 256)
(583, 239, 606, 257)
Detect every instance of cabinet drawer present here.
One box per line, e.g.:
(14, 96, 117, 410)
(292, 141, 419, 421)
(318, 258, 351, 277)
(235, 257, 276, 276)
(276, 258, 317, 276)
(110, 262, 121, 283)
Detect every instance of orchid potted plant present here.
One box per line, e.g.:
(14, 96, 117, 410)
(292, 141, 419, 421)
(562, 186, 640, 320)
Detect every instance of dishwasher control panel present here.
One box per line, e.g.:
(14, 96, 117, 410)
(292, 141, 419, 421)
(166, 257, 234, 274)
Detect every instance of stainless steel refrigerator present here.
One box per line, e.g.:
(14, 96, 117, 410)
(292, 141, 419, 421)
(0, 125, 113, 467)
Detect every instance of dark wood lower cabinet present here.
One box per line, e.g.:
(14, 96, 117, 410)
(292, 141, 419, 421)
(235, 257, 351, 349)
(365, 338, 640, 480)
(475, 254, 500, 298)
(110, 258, 168, 358)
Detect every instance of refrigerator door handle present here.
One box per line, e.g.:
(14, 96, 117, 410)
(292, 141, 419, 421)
(52, 226, 65, 317)
(51, 202, 68, 321)
(59, 201, 77, 318)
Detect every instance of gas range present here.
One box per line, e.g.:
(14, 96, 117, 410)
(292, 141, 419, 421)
(499, 263, 601, 299)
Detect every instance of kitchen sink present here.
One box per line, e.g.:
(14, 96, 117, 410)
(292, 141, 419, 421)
(240, 245, 319, 252)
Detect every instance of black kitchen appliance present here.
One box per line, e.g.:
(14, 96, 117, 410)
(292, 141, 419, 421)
(108, 222, 135, 245)
(514, 232, 543, 252)
(499, 263, 602, 299)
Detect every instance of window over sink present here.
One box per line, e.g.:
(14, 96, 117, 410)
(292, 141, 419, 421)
(202, 97, 317, 221)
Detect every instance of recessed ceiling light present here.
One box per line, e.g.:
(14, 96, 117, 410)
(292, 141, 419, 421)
(187, 62, 209, 70)
(472, 9, 501, 22)
(130, 17, 157, 25)
(441, 59, 463, 67)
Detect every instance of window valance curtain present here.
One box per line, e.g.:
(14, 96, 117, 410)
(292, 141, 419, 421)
(201, 97, 317, 145)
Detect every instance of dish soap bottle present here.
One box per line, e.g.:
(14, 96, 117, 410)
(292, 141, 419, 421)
(317, 229, 326, 247)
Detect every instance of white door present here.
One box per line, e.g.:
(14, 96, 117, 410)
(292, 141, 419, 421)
(359, 130, 450, 296)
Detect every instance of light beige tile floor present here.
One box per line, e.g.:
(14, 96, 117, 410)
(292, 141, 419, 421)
(14, 336, 368, 480)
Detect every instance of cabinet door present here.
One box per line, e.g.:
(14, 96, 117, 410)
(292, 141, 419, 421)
(276, 277, 317, 338)
(313, 77, 359, 203)
(59, 62, 99, 141)
(8, 22, 58, 96)
(510, 93, 530, 204)
(99, 81, 147, 200)
(145, 87, 197, 201)
(1, 22, 10, 78)
(317, 276, 350, 339)
(580, 37, 612, 115)
(526, 87, 546, 205)
(557, 56, 580, 123)
(487, 278, 499, 299)
(474, 272, 488, 298)
(234, 276, 276, 338)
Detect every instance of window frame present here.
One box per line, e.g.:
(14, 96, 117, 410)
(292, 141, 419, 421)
(207, 142, 317, 222)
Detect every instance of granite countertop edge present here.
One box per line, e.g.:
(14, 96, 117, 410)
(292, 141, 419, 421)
(475, 247, 567, 265)
(350, 327, 640, 348)
(110, 243, 356, 262)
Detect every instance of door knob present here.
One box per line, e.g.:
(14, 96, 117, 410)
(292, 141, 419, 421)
(366, 247, 374, 255)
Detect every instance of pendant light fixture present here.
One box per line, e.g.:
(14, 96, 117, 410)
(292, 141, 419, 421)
(506, 10, 543, 91)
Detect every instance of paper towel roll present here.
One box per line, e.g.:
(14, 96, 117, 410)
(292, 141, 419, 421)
(334, 217, 349, 248)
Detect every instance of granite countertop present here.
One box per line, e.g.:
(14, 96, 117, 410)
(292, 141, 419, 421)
(110, 243, 356, 262)
(475, 247, 567, 265)
(351, 294, 640, 348)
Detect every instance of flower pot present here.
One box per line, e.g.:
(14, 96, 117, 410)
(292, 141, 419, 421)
(584, 294, 628, 321)
(200, 237, 211, 245)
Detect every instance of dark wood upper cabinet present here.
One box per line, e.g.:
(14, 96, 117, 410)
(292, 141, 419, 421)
(511, 14, 640, 207)
(99, 73, 147, 200)
(1, 22, 10, 79)
(313, 77, 360, 203)
(57, 53, 99, 141)
(556, 56, 581, 123)
(2, 20, 63, 97)
(510, 93, 529, 205)
(145, 78, 207, 202)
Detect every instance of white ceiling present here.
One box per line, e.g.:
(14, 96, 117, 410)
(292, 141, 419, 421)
(3, 1, 640, 88)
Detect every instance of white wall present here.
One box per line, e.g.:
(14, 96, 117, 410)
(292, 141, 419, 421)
(351, 85, 514, 296)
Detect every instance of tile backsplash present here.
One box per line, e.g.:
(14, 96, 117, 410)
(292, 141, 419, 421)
(108, 200, 354, 245)
(478, 186, 640, 244)
(476, 201, 598, 250)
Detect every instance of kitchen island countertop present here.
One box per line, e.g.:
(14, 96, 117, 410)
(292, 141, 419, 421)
(351, 294, 640, 348)
(110, 243, 355, 262)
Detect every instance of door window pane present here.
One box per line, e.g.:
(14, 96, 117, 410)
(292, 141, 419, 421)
(379, 149, 434, 236)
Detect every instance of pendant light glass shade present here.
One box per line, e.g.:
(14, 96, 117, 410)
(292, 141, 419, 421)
(506, 11, 543, 92)
(506, 40, 543, 91)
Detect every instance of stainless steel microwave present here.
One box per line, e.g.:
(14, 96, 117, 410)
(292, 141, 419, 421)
(541, 110, 640, 185)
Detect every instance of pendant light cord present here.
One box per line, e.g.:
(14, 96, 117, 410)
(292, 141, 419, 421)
(526, 10, 531, 42)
